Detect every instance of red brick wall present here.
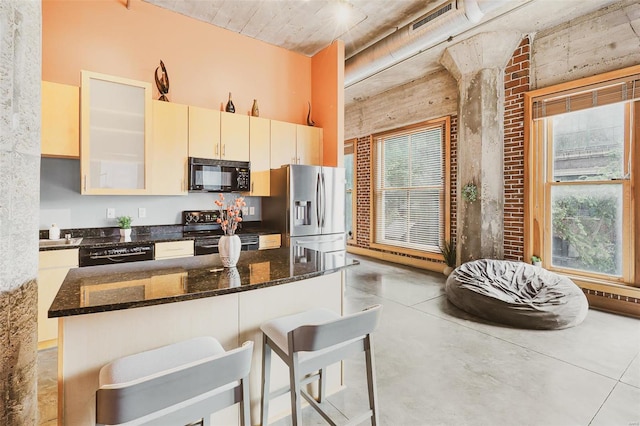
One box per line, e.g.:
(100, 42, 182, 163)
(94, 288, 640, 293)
(355, 136, 371, 248)
(503, 37, 530, 261)
(450, 115, 458, 247)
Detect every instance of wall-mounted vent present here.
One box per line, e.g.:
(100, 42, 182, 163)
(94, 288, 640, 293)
(412, 2, 453, 31)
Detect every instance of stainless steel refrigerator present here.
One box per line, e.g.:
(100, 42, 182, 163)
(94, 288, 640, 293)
(264, 164, 346, 254)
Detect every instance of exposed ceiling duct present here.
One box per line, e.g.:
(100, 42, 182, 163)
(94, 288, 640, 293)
(344, 0, 530, 88)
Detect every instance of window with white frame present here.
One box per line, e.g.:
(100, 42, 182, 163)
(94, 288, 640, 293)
(373, 119, 449, 255)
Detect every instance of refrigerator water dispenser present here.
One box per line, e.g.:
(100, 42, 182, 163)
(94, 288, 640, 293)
(294, 201, 311, 226)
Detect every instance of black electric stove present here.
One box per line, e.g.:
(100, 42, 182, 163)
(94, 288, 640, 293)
(182, 210, 259, 255)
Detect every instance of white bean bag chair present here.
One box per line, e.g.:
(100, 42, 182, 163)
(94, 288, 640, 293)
(445, 259, 588, 329)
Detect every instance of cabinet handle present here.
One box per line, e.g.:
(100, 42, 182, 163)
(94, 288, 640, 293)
(215, 145, 219, 156)
(297, 157, 300, 164)
(222, 144, 226, 157)
(251, 181, 254, 193)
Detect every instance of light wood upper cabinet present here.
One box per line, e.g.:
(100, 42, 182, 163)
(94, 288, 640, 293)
(296, 125, 323, 166)
(188, 106, 221, 159)
(249, 116, 271, 196)
(270, 119, 297, 168)
(151, 101, 188, 195)
(42, 81, 80, 158)
(220, 112, 249, 161)
(80, 71, 151, 195)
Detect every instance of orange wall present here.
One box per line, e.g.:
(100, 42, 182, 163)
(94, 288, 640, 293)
(311, 40, 345, 166)
(42, 0, 312, 124)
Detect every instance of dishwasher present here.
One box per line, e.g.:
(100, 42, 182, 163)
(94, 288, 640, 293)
(79, 244, 155, 267)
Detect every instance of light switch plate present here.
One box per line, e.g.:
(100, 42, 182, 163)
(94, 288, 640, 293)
(138, 207, 146, 218)
(249, 206, 255, 215)
(106, 208, 115, 219)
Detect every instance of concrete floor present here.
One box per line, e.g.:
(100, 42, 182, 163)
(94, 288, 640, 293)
(38, 254, 640, 425)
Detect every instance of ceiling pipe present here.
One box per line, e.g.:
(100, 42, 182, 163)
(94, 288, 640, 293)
(344, 0, 530, 88)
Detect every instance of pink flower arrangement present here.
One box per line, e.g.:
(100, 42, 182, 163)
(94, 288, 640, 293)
(214, 194, 245, 236)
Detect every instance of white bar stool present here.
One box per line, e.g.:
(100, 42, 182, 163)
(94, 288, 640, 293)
(260, 305, 382, 425)
(95, 336, 253, 426)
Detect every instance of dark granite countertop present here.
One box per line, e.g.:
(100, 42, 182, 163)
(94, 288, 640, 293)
(39, 223, 281, 251)
(49, 248, 357, 318)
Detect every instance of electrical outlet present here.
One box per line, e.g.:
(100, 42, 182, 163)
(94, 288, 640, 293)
(107, 208, 115, 219)
(138, 207, 146, 218)
(242, 207, 249, 216)
(249, 206, 255, 215)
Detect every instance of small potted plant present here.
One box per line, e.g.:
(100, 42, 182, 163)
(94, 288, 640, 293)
(440, 239, 456, 276)
(116, 216, 133, 239)
(531, 255, 542, 268)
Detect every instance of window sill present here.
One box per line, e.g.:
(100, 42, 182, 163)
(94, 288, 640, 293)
(369, 242, 444, 262)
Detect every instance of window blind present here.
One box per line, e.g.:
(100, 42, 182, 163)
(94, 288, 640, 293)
(374, 125, 444, 252)
(532, 74, 640, 120)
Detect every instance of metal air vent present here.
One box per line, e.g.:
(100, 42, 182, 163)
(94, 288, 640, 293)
(412, 2, 454, 31)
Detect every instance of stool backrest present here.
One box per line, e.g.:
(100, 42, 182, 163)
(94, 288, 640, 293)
(290, 305, 382, 353)
(96, 341, 253, 425)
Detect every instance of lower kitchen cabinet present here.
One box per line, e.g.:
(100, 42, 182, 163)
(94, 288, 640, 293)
(259, 234, 281, 250)
(155, 240, 194, 259)
(38, 249, 79, 347)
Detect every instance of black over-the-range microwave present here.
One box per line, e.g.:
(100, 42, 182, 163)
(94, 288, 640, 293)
(188, 157, 250, 192)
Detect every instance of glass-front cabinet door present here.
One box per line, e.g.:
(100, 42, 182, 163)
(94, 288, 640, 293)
(80, 71, 151, 194)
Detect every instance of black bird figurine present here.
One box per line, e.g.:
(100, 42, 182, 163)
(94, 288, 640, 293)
(307, 101, 315, 127)
(155, 60, 170, 102)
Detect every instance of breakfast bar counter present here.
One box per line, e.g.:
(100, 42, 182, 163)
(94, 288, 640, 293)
(51, 248, 357, 425)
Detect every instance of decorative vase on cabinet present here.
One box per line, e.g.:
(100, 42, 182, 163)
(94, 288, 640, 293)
(219, 235, 241, 267)
(225, 92, 235, 113)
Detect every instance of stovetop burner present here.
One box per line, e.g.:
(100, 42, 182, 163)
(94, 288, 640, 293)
(183, 210, 259, 255)
(182, 210, 252, 238)
(183, 210, 221, 225)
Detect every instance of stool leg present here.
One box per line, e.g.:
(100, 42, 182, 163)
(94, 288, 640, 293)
(364, 335, 379, 426)
(289, 353, 302, 426)
(240, 375, 250, 426)
(318, 368, 326, 403)
(261, 336, 272, 425)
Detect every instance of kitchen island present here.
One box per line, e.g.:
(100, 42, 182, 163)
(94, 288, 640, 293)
(50, 247, 357, 425)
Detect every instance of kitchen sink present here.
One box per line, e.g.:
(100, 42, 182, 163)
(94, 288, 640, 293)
(39, 237, 83, 248)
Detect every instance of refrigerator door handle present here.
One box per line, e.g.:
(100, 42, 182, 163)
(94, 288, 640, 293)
(321, 172, 326, 228)
(316, 172, 321, 228)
